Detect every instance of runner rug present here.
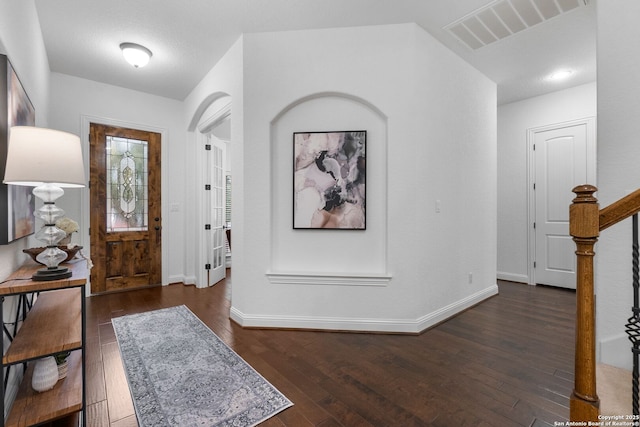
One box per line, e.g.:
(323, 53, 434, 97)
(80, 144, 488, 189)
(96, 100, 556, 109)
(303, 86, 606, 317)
(112, 305, 293, 426)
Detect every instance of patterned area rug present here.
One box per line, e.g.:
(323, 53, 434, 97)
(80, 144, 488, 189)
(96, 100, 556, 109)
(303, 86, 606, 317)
(112, 305, 293, 426)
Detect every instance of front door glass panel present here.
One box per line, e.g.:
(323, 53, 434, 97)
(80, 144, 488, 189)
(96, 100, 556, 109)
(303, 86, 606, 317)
(106, 135, 148, 232)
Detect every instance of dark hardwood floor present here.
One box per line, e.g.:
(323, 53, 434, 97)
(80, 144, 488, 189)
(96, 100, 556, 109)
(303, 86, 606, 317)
(82, 273, 576, 426)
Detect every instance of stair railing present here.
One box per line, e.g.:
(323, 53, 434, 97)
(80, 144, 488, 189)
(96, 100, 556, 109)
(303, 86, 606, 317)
(626, 214, 640, 415)
(570, 185, 640, 422)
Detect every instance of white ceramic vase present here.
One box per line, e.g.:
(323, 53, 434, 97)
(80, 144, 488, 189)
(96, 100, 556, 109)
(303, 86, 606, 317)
(31, 356, 59, 392)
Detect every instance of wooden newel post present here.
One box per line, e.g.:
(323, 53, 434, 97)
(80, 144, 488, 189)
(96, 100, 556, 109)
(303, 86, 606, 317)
(569, 184, 600, 422)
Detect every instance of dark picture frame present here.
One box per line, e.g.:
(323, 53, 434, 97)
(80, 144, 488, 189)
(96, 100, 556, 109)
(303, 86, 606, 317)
(293, 130, 366, 229)
(0, 55, 36, 244)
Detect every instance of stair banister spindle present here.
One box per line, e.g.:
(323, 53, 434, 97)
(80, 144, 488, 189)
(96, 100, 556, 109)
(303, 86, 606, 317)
(570, 185, 600, 422)
(626, 214, 640, 415)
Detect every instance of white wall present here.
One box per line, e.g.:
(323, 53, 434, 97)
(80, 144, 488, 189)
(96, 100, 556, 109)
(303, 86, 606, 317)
(184, 37, 243, 286)
(202, 23, 498, 333)
(497, 83, 597, 283)
(0, 0, 51, 278)
(0, 0, 53, 415)
(48, 72, 187, 286)
(595, 1, 640, 370)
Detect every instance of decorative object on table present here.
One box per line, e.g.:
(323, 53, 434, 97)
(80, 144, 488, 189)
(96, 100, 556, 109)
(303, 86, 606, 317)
(23, 245, 83, 265)
(112, 305, 293, 427)
(55, 217, 79, 245)
(0, 54, 36, 244)
(3, 126, 86, 280)
(54, 351, 70, 380)
(293, 130, 366, 229)
(31, 356, 59, 392)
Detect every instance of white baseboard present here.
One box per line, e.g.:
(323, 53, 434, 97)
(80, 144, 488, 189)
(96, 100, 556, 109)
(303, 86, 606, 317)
(230, 284, 499, 334)
(168, 275, 197, 285)
(599, 333, 632, 370)
(497, 271, 528, 284)
(167, 275, 185, 284)
(414, 284, 499, 331)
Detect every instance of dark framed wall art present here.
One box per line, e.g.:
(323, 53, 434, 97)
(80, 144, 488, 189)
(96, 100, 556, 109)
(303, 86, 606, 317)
(0, 55, 36, 244)
(293, 130, 366, 229)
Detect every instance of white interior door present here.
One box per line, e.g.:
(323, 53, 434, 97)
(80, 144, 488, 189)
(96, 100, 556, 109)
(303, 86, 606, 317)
(204, 134, 227, 286)
(533, 119, 596, 289)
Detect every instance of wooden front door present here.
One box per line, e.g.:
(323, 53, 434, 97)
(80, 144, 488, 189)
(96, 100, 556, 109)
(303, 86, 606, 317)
(89, 123, 161, 294)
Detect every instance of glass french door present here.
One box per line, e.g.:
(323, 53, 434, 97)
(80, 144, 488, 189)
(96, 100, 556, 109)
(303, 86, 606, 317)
(204, 134, 226, 286)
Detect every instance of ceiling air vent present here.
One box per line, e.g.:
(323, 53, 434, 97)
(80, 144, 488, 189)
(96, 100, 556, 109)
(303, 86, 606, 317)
(445, 0, 588, 50)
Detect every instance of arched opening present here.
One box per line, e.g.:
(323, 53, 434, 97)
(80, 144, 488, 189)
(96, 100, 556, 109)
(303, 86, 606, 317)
(192, 94, 232, 288)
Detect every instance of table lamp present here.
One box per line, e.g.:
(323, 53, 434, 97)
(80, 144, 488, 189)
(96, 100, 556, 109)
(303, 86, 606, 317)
(3, 126, 85, 280)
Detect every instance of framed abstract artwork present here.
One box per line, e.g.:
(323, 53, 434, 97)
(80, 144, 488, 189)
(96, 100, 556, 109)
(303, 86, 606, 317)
(0, 55, 36, 244)
(293, 130, 366, 229)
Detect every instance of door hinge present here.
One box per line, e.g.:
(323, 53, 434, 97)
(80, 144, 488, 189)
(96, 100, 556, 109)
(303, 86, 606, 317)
(533, 183, 536, 190)
(205, 264, 211, 270)
(533, 144, 536, 151)
(534, 261, 537, 268)
(533, 222, 536, 229)
(205, 144, 211, 151)
(205, 224, 211, 230)
(205, 184, 211, 190)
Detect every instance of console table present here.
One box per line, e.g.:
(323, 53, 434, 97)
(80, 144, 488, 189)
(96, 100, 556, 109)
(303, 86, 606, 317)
(0, 260, 87, 426)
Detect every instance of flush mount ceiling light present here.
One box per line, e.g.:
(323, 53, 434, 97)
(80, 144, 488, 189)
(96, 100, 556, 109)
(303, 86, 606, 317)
(120, 42, 152, 68)
(547, 69, 575, 81)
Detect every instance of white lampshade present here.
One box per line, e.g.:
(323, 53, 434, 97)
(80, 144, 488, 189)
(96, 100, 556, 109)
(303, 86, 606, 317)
(3, 126, 85, 188)
(120, 42, 152, 68)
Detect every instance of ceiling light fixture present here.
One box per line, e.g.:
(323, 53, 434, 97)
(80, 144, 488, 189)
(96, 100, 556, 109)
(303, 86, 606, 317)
(120, 42, 152, 68)
(547, 69, 574, 81)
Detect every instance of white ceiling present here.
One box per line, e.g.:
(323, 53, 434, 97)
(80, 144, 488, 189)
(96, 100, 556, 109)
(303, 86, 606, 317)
(33, 0, 596, 105)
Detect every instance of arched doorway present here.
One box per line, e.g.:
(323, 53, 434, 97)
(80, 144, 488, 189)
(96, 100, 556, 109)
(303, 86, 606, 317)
(194, 95, 232, 288)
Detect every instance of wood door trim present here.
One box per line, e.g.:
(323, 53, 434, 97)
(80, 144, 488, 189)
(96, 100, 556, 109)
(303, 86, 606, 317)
(89, 123, 106, 293)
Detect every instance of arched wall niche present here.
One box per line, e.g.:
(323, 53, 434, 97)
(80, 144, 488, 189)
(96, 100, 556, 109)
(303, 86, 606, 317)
(269, 92, 390, 281)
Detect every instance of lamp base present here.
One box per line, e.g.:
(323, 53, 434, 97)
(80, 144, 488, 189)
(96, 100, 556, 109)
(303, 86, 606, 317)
(32, 266, 72, 281)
